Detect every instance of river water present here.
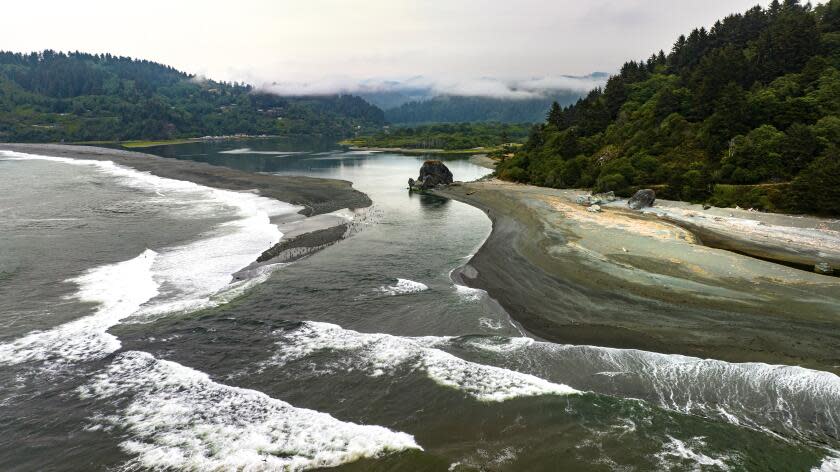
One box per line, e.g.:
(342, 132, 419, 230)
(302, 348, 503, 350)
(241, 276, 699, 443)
(0, 140, 838, 471)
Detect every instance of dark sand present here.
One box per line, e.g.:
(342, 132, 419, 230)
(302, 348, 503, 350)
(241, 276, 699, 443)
(0, 144, 371, 216)
(1, 144, 372, 263)
(436, 180, 840, 375)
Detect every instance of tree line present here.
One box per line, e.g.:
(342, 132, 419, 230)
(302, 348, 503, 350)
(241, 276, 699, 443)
(350, 123, 531, 150)
(496, 0, 840, 214)
(0, 51, 385, 142)
(384, 92, 585, 125)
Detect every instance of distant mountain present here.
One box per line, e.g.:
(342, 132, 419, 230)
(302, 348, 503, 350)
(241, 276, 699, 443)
(0, 50, 384, 142)
(355, 73, 608, 123)
(383, 91, 586, 124)
(356, 87, 432, 110)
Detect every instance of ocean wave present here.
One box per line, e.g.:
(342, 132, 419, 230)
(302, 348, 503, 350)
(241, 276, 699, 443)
(377, 278, 429, 296)
(0, 250, 158, 366)
(459, 336, 840, 447)
(78, 351, 419, 471)
(454, 284, 484, 302)
(478, 317, 504, 330)
(812, 454, 840, 472)
(655, 436, 731, 471)
(265, 321, 578, 402)
(0, 151, 301, 367)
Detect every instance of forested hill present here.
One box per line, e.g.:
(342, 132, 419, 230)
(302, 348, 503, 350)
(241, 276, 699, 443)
(0, 51, 384, 142)
(384, 92, 585, 124)
(497, 0, 840, 215)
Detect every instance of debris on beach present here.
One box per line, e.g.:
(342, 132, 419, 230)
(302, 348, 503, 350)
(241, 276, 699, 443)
(576, 191, 616, 206)
(815, 261, 834, 275)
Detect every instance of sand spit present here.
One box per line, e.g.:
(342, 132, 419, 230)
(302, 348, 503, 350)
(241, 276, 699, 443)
(435, 180, 840, 375)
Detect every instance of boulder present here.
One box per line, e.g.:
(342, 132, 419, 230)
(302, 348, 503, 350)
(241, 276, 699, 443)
(587, 204, 602, 213)
(628, 189, 656, 210)
(409, 160, 454, 191)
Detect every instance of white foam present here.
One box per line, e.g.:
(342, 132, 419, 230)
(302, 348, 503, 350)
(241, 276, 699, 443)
(78, 351, 419, 470)
(454, 284, 484, 302)
(0, 150, 301, 220)
(813, 455, 840, 472)
(655, 436, 730, 470)
(378, 278, 429, 296)
(464, 336, 840, 445)
(219, 148, 304, 156)
(478, 317, 504, 330)
(133, 214, 283, 318)
(0, 250, 159, 365)
(267, 322, 577, 402)
(0, 151, 302, 366)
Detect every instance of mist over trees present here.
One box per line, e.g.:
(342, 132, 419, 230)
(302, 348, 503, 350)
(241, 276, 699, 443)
(497, 0, 840, 214)
(384, 92, 585, 124)
(348, 122, 531, 150)
(0, 51, 384, 142)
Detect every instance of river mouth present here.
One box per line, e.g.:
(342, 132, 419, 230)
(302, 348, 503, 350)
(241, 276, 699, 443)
(1, 140, 839, 471)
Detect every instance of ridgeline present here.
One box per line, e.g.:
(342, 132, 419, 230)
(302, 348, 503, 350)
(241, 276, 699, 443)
(497, 0, 840, 215)
(0, 51, 384, 143)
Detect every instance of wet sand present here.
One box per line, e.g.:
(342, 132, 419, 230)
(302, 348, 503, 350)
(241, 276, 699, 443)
(435, 180, 840, 375)
(1, 144, 371, 216)
(468, 154, 498, 169)
(1, 144, 372, 263)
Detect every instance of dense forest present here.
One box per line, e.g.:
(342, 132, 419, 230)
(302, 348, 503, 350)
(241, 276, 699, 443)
(0, 51, 384, 142)
(346, 122, 530, 150)
(497, 0, 840, 214)
(384, 92, 585, 124)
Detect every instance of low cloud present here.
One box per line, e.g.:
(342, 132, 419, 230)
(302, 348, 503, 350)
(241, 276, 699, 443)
(257, 73, 607, 100)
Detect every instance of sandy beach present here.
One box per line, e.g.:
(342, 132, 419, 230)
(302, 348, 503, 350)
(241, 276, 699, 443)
(436, 179, 840, 375)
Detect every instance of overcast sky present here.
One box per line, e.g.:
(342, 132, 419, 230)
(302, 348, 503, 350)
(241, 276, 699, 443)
(2, 0, 763, 95)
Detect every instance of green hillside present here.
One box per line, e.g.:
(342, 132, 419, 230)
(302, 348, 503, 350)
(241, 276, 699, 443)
(497, 0, 840, 214)
(384, 92, 586, 124)
(0, 51, 384, 142)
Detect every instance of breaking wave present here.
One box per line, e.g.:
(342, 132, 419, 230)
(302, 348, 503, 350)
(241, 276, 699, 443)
(0, 151, 300, 368)
(265, 321, 578, 402)
(377, 278, 429, 296)
(78, 351, 419, 471)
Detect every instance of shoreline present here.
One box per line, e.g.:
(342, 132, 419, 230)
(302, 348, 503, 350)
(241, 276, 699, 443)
(0, 144, 372, 265)
(73, 134, 282, 149)
(434, 179, 840, 375)
(344, 145, 496, 156)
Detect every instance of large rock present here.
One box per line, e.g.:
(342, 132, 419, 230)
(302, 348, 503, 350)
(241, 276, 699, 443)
(409, 160, 454, 191)
(628, 189, 656, 210)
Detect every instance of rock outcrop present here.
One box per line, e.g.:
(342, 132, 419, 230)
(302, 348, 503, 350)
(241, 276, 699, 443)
(409, 160, 453, 191)
(628, 189, 656, 210)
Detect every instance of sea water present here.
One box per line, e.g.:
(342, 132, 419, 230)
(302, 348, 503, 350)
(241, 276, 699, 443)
(1, 142, 838, 471)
